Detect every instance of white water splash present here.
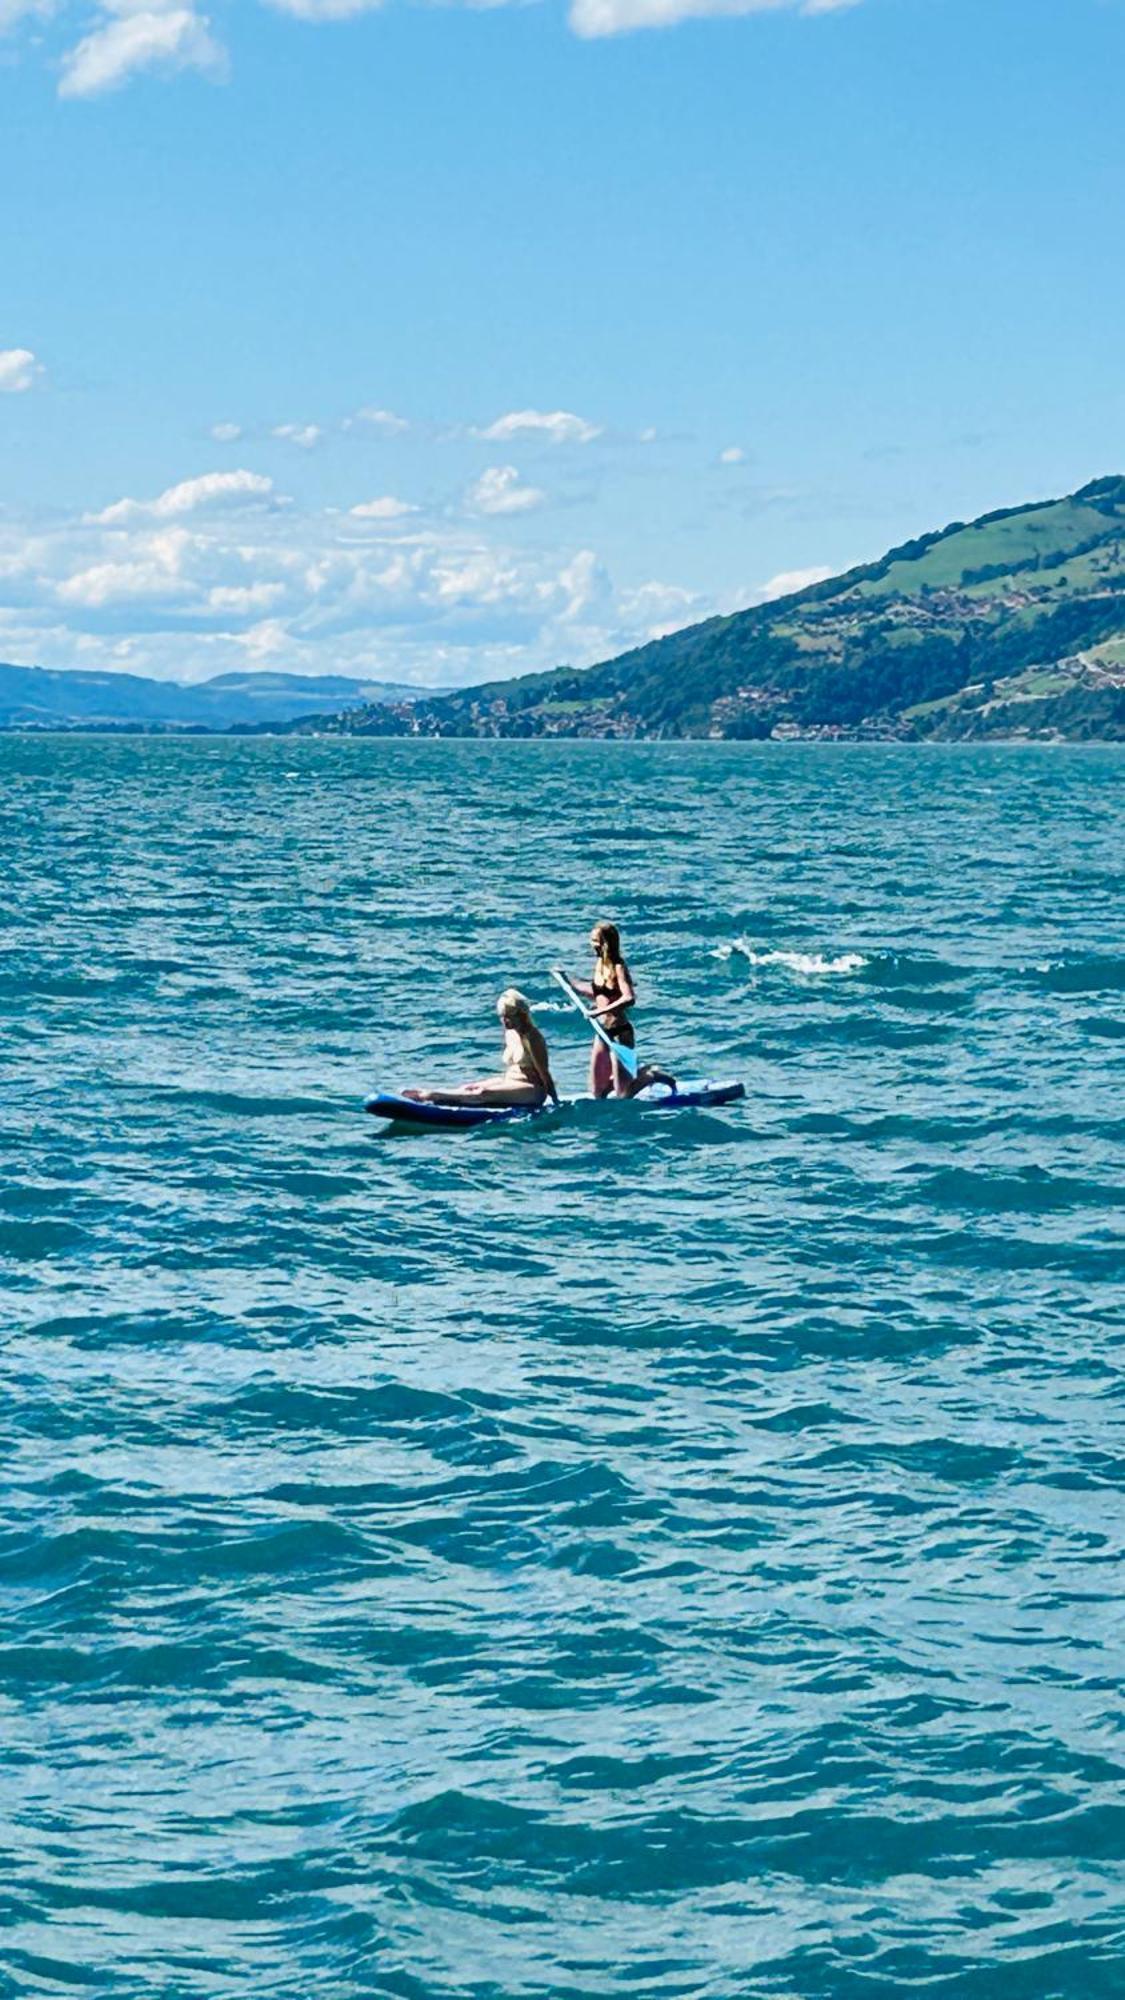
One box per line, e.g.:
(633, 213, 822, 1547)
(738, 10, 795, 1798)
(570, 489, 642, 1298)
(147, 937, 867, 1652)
(712, 940, 868, 976)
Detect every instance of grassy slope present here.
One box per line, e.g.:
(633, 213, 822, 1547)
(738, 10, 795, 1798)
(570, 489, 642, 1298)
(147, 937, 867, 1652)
(331, 477, 1125, 740)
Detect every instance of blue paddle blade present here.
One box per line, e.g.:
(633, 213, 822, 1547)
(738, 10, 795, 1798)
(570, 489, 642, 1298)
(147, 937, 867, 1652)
(550, 967, 641, 1077)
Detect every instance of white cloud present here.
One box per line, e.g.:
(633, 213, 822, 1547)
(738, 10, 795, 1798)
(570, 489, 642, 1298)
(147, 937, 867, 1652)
(237, 616, 292, 663)
(719, 445, 745, 464)
(619, 577, 702, 640)
(466, 465, 546, 517)
(0, 0, 51, 27)
(92, 469, 278, 524)
(0, 467, 723, 691)
(263, 0, 385, 17)
(272, 422, 323, 449)
(346, 405, 410, 434)
(9, 0, 861, 100)
(350, 495, 418, 519)
(208, 581, 286, 614)
(476, 408, 602, 447)
(549, 549, 605, 623)
(57, 527, 195, 606)
(58, 0, 227, 99)
(0, 348, 44, 394)
(210, 421, 242, 442)
(755, 564, 832, 601)
(569, 0, 857, 35)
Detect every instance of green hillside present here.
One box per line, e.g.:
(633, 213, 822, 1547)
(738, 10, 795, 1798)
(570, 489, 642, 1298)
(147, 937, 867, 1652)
(0, 664, 427, 731)
(317, 477, 1125, 741)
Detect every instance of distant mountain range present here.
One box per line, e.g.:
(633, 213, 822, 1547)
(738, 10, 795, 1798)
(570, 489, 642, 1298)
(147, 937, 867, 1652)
(0, 665, 426, 731)
(304, 477, 1125, 742)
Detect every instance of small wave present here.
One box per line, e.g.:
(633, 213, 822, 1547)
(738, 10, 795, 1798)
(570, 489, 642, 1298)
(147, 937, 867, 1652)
(918, 1165, 1120, 1215)
(574, 824, 696, 844)
(143, 1085, 330, 1116)
(0, 1216, 85, 1262)
(860, 950, 969, 988)
(1030, 954, 1125, 994)
(711, 940, 867, 976)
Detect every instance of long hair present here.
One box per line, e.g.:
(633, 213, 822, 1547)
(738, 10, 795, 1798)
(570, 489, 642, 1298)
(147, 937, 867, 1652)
(498, 988, 550, 1083)
(592, 920, 621, 964)
(497, 987, 533, 1031)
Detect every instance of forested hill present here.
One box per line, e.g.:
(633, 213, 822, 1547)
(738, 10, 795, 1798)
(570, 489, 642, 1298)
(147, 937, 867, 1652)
(0, 666, 424, 732)
(317, 477, 1125, 741)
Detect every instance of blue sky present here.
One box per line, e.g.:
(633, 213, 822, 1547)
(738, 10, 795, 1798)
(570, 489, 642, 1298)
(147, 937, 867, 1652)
(2, 0, 1124, 686)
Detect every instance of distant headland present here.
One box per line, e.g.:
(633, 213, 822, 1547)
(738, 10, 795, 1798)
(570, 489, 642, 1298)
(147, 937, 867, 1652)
(0, 668, 426, 734)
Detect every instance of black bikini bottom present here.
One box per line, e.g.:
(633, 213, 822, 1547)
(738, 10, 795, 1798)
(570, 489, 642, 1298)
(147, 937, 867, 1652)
(600, 1015, 635, 1049)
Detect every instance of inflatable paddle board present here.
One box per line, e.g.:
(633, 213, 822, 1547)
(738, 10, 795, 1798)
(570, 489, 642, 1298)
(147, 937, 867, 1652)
(365, 1080, 745, 1130)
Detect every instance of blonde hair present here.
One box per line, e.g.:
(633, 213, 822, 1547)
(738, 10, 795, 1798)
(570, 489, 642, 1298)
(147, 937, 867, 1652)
(497, 987, 532, 1030)
(592, 920, 621, 963)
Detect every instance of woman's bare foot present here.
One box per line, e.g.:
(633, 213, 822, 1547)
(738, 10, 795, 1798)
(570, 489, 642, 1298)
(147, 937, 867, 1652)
(632, 1066, 677, 1096)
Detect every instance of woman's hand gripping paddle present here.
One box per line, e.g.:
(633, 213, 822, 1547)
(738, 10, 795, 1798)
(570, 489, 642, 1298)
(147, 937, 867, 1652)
(550, 966, 641, 1079)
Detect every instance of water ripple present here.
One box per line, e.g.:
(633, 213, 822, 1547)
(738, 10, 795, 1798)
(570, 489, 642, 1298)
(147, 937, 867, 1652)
(1, 737, 1123, 1998)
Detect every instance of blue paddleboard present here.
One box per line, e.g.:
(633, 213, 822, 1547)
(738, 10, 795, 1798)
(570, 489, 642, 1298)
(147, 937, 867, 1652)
(365, 1080, 745, 1129)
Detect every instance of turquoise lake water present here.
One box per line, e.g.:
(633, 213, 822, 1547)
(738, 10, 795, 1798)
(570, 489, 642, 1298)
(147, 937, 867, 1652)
(2, 735, 1123, 1998)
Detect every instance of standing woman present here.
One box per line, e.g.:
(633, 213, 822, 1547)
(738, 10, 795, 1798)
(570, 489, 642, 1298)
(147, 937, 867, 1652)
(570, 920, 676, 1099)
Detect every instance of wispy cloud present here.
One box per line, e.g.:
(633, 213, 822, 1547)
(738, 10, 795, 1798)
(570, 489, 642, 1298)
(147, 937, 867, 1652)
(350, 495, 418, 519)
(91, 469, 279, 525)
(345, 405, 410, 435)
(569, 0, 859, 36)
(262, 0, 386, 17)
(210, 421, 242, 443)
(619, 577, 703, 640)
(466, 465, 546, 516)
(754, 563, 832, 601)
(719, 445, 746, 465)
(0, 348, 44, 393)
(272, 422, 324, 449)
(475, 408, 602, 447)
(58, 0, 227, 99)
(0, 0, 864, 97)
(0, 0, 51, 31)
(57, 526, 197, 607)
(208, 581, 287, 613)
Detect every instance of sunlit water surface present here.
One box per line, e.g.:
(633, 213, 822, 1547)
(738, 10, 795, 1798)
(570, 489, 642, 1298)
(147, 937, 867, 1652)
(2, 736, 1123, 1998)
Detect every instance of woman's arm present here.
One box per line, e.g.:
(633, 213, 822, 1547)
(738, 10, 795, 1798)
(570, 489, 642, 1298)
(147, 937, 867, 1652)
(528, 1029, 560, 1103)
(551, 963, 595, 998)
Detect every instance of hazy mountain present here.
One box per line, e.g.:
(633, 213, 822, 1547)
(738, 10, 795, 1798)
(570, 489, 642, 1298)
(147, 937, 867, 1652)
(313, 477, 1125, 742)
(0, 665, 430, 731)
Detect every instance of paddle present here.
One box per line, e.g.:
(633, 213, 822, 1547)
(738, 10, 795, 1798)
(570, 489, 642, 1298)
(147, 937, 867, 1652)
(550, 966, 640, 1080)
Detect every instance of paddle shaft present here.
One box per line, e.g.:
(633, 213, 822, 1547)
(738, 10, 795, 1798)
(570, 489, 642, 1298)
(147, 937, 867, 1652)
(550, 967, 640, 1079)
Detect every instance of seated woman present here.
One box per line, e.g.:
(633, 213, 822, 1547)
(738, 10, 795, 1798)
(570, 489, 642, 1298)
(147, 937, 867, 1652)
(404, 990, 559, 1109)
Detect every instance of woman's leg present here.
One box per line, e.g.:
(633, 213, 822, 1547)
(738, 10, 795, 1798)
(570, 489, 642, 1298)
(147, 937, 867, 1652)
(590, 1040, 612, 1098)
(609, 1019, 636, 1098)
(627, 1064, 678, 1098)
(419, 1075, 545, 1108)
